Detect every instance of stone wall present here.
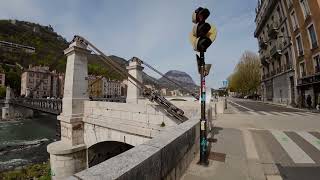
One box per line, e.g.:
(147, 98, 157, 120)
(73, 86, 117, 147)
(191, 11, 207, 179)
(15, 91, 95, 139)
(68, 118, 200, 180)
(82, 100, 202, 148)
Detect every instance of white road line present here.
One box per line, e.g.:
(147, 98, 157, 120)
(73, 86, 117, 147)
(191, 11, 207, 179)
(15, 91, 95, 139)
(297, 132, 320, 151)
(281, 112, 300, 116)
(229, 100, 254, 111)
(246, 111, 260, 115)
(270, 130, 315, 164)
(257, 111, 269, 115)
(270, 112, 287, 116)
(242, 129, 260, 160)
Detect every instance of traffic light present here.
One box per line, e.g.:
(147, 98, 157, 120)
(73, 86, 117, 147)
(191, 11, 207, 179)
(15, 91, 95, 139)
(190, 7, 217, 52)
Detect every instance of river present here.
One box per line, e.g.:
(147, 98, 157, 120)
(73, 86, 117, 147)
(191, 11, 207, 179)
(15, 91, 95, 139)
(0, 114, 57, 172)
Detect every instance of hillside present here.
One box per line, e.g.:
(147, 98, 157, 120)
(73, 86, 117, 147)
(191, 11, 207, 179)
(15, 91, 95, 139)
(0, 20, 197, 94)
(0, 20, 129, 91)
(158, 70, 197, 90)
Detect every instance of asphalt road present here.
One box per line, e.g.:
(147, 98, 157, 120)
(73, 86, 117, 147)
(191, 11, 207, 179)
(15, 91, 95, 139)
(229, 98, 304, 112)
(219, 98, 320, 180)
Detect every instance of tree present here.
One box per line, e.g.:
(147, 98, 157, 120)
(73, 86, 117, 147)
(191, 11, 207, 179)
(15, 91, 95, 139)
(0, 86, 6, 98)
(228, 51, 261, 95)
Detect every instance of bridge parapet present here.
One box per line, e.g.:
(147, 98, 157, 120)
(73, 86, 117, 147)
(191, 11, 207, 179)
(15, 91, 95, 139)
(82, 100, 183, 147)
(68, 118, 200, 180)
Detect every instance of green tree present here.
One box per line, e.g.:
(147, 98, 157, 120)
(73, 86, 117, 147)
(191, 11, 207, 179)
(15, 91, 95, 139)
(228, 51, 261, 95)
(0, 86, 6, 98)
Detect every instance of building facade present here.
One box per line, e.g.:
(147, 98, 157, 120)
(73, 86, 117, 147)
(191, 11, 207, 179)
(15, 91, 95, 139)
(20, 65, 61, 98)
(255, 0, 320, 107)
(283, 0, 320, 107)
(88, 75, 123, 98)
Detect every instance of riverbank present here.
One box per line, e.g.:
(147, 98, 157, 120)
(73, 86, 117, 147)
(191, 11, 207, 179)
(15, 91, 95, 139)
(0, 162, 51, 180)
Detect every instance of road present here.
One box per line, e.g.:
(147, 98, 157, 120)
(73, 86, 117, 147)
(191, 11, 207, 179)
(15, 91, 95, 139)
(183, 98, 320, 180)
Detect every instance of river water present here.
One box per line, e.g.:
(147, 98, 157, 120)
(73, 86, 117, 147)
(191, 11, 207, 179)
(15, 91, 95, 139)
(0, 115, 57, 172)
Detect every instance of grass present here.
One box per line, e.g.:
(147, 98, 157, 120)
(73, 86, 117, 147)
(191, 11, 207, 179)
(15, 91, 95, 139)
(0, 162, 51, 180)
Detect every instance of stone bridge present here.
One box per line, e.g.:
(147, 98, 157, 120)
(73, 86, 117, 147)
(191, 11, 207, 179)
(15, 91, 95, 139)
(45, 40, 224, 179)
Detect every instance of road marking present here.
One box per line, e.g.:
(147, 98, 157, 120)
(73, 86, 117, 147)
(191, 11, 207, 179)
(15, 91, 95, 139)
(297, 132, 320, 151)
(246, 111, 260, 115)
(242, 129, 259, 160)
(281, 112, 299, 116)
(269, 112, 287, 116)
(229, 100, 254, 111)
(270, 130, 315, 164)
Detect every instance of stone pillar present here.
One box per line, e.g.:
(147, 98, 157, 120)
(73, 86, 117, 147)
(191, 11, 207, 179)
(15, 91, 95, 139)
(47, 40, 90, 180)
(2, 87, 12, 120)
(126, 57, 144, 104)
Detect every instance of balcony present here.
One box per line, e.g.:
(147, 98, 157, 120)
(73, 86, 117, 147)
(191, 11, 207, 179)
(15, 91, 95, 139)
(270, 43, 282, 59)
(268, 23, 279, 39)
(298, 74, 320, 86)
(259, 41, 268, 50)
(260, 51, 270, 66)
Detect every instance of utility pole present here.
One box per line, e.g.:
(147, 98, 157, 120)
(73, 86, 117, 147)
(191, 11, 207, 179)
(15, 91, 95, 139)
(190, 7, 217, 166)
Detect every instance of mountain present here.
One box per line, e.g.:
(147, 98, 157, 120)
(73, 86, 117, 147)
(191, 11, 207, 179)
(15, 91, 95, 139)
(158, 70, 197, 90)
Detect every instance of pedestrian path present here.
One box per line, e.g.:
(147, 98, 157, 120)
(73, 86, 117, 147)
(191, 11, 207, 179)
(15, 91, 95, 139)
(250, 129, 320, 166)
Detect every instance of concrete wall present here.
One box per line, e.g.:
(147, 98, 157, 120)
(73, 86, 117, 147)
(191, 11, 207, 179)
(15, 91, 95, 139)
(68, 118, 200, 180)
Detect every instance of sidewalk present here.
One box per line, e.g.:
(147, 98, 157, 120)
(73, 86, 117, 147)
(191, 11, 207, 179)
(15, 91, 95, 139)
(181, 126, 265, 180)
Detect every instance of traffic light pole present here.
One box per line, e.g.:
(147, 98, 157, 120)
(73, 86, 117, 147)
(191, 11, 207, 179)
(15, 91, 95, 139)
(199, 52, 209, 166)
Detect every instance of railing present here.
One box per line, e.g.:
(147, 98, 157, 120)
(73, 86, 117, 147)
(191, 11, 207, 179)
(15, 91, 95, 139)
(10, 98, 62, 114)
(268, 22, 279, 39)
(270, 42, 282, 59)
(90, 97, 126, 103)
(9, 97, 127, 115)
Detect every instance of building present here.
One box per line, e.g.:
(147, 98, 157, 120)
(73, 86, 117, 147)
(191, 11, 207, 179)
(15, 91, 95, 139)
(255, 0, 297, 105)
(20, 65, 61, 98)
(88, 75, 104, 98)
(160, 88, 167, 96)
(283, 0, 320, 108)
(88, 76, 123, 98)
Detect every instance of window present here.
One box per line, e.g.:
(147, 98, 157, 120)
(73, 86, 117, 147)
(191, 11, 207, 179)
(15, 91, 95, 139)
(300, 0, 311, 18)
(290, 11, 299, 30)
(308, 24, 318, 49)
(314, 55, 320, 73)
(300, 62, 306, 77)
(296, 35, 304, 56)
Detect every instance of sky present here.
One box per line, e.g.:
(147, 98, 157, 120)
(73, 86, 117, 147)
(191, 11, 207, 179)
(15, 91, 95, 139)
(0, 0, 259, 88)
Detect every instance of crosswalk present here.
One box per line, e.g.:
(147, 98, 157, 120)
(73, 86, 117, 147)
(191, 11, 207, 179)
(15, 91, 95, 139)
(237, 110, 318, 117)
(250, 129, 320, 165)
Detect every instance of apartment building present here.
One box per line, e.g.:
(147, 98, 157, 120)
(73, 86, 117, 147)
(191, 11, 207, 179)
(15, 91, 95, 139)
(255, 0, 296, 105)
(88, 75, 104, 98)
(21, 65, 61, 98)
(282, 0, 320, 107)
(88, 75, 123, 98)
